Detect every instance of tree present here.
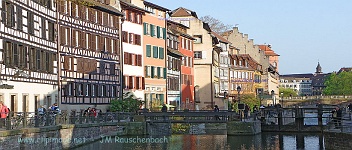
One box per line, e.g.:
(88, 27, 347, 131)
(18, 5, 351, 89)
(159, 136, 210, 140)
(199, 15, 232, 34)
(279, 88, 298, 97)
(324, 72, 352, 95)
(109, 91, 143, 113)
(231, 94, 258, 112)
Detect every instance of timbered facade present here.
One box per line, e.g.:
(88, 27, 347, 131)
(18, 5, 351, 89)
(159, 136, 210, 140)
(57, 0, 123, 110)
(120, 1, 146, 101)
(0, 0, 58, 112)
(166, 21, 182, 109)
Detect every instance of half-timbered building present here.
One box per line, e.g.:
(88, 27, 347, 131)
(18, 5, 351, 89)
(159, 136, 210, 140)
(166, 20, 183, 109)
(57, 0, 123, 111)
(0, 0, 58, 112)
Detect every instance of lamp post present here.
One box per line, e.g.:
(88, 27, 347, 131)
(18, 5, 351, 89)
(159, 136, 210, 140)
(194, 85, 199, 110)
(280, 92, 284, 108)
(258, 90, 262, 107)
(237, 86, 242, 121)
(224, 91, 228, 111)
(271, 90, 275, 105)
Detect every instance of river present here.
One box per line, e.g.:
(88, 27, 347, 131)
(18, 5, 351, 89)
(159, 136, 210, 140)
(74, 133, 324, 150)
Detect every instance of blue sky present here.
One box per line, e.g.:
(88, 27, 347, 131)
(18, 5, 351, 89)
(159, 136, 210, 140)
(148, 0, 352, 74)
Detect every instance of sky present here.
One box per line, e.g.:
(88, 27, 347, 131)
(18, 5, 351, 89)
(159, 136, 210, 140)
(148, 0, 352, 74)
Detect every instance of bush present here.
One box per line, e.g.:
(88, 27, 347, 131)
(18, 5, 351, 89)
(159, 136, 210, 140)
(109, 92, 143, 112)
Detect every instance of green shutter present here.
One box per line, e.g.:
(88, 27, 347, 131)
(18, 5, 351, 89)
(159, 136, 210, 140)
(146, 45, 151, 57)
(143, 23, 147, 35)
(153, 46, 158, 58)
(150, 24, 154, 37)
(163, 68, 167, 79)
(157, 26, 160, 38)
(160, 94, 164, 102)
(157, 67, 161, 78)
(151, 66, 154, 78)
(162, 28, 166, 39)
(159, 47, 164, 59)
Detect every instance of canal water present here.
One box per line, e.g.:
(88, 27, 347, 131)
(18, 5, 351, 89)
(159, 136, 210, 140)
(74, 133, 324, 150)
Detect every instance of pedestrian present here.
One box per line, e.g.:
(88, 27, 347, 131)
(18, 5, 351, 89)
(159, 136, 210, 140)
(244, 104, 250, 120)
(214, 105, 220, 120)
(161, 104, 167, 112)
(0, 101, 9, 128)
(332, 106, 342, 129)
(348, 103, 352, 112)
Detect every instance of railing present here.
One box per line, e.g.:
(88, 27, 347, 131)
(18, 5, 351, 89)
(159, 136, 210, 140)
(283, 95, 352, 100)
(0, 111, 135, 130)
(258, 105, 346, 132)
(143, 110, 238, 123)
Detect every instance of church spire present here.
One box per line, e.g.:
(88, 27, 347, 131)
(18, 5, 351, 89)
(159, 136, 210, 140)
(315, 62, 322, 74)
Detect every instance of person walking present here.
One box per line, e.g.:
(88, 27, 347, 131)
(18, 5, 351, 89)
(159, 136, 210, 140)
(0, 101, 9, 128)
(332, 106, 342, 129)
(214, 105, 220, 120)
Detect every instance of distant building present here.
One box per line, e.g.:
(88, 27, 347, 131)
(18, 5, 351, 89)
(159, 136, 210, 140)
(279, 62, 330, 96)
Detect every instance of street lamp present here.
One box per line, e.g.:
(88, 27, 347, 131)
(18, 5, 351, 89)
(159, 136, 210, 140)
(280, 92, 284, 108)
(271, 90, 275, 105)
(224, 91, 228, 110)
(258, 90, 262, 107)
(237, 86, 241, 104)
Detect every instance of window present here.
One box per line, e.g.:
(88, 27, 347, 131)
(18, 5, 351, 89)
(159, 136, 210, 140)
(193, 35, 202, 43)
(122, 31, 128, 42)
(152, 46, 158, 58)
(159, 47, 164, 59)
(146, 45, 151, 57)
(3, 1, 15, 27)
(48, 22, 55, 41)
(194, 51, 202, 59)
(27, 11, 34, 35)
(143, 23, 149, 35)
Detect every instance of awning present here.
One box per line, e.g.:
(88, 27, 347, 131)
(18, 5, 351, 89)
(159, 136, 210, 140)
(167, 48, 185, 57)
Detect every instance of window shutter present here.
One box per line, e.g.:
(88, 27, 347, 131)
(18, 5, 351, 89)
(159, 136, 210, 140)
(163, 68, 167, 79)
(72, 30, 77, 47)
(142, 77, 145, 89)
(128, 53, 132, 65)
(150, 24, 154, 36)
(159, 47, 164, 59)
(129, 76, 133, 89)
(157, 67, 161, 78)
(146, 45, 151, 57)
(143, 23, 147, 35)
(157, 26, 160, 38)
(137, 55, 142, 66)
(151, 66, 154, 78)
(145, 66, 148, 77)
(1, 1, 6, 24)
(153, 46, 158, 58)
(60, 26, 65, 45)
(134, 76, 138, 89)
(17, 7, 23, 30)
(202, 51, 207, 59)
(162, 28, 166, 39)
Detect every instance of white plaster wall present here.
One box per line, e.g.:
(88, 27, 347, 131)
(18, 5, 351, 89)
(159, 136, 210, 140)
(0, 80, 58, 112)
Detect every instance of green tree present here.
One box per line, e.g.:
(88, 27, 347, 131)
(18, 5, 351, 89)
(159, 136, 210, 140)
(324, 72, 352, 95)
(231, 94, 259, 112)
(109, 92, 143, 112)
(279, 88, 298, 97)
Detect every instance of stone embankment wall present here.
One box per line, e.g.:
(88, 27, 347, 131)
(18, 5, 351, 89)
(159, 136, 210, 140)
(0, 122, 146, 150)
(324, 131, 352, 150)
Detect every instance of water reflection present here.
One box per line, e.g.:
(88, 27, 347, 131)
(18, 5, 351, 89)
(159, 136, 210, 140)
(74, 133, 324, 150)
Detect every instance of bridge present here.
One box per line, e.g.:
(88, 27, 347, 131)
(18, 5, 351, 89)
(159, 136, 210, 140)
(143, 111, 237, 123)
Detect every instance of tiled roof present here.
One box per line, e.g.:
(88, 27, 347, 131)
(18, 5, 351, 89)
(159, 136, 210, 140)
(170, 7, 198, 18)
(120, 1, 148, 13)
(211, 32, 231, 44)
(258, 45, 279, 56)
(144, 1, 170, 12)
(85, 0, 123, 16)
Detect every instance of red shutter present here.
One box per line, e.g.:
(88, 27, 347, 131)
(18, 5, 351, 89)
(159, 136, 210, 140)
(142, 77, 145, 89)
(124, 52, 128, 64)
(128, 53, 133, 65)
(137, 55, 142, 66)
(129, 76, 133, 89)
